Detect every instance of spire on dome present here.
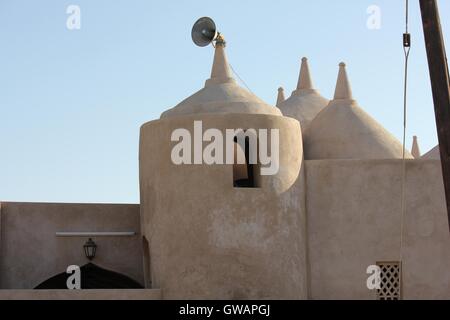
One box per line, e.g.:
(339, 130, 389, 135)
(160, 30, 282, 119)
(333, 62, 353, 100)
(276, 87, 286, 107)
(411, 135, 421, 158)
(205, 34, 234, 87)
(304, 61, 412, 160)
(297, 57, 314, 90)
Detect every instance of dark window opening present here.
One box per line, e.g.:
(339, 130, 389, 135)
(233, 135, 259, 188)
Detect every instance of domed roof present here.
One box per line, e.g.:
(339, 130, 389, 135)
(422, 145, 440, 160)
(277, 58, 329, 131)
(161, 37, 281, 119)
(304, 62, 412, 160)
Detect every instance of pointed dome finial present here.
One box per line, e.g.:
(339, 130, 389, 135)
(297, 57, 314, 90)
(215, 32, 226, 46)
(411, 135, 421, 158)
(333, 62, 353, 100)
(276, 87, 286, 107)
(205, 33, 234, 87)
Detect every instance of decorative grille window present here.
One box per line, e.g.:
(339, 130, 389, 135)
(376, 261, 402, 300)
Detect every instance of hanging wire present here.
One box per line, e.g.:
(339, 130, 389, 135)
(211, 37, 254, 94)
(400, 0, 411, 264)
(405, 0, 409, 33)
(229, 63, 254, 94)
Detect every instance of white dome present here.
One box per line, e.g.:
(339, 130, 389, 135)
(422, 145, 440, 160)
(161, 39, 281, 119)
(161, 81, 281, 118)
(277, 58, 329, 131)
(304, 63, 412, 160)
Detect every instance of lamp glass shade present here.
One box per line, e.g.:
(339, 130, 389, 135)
(83, 238, 97, 260)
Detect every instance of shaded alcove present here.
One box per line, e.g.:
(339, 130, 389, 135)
(142, 236, 152, 288)
(34, 263, 143, 289)
(233, 135, 260, 188)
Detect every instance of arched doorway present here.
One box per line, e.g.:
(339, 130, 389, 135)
(34, 263, 143, 289)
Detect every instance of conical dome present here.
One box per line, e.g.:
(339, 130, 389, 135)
(278, 57, 329, 131)
(304, 62, 412, 160)
(422, 145, 440, 160)
(161, 36, 281, 119)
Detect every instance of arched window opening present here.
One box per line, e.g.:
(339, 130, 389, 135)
(233, 134, 260, 188)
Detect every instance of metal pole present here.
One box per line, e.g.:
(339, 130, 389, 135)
(419, 0, 450, 231)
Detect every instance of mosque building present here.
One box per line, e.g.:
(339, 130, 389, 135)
(1, 31, 449, 300)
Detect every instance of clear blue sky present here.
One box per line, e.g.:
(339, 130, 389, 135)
(1, 0, 449, 203)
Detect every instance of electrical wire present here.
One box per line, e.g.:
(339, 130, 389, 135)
(399, 0, 411, 266)
(229, 63, 254, 94)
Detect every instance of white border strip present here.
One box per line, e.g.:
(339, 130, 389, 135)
(55, 232, 136, 237)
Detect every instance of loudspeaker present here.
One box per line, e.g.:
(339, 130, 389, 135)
(191, 17, 217, 47)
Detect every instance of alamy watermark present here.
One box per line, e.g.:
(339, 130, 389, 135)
(367, 5, 381, 30)
(66, 265, 81, 289)
(66, 5, 81, 30)
(170, 121, 280, 176)
(366, 265, 381, 290)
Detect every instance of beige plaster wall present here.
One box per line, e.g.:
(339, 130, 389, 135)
(0, 289, 161, 300)
(140, 113, 307, 299)
(306, 159, 450, 299)
(0, 202, 144, 289)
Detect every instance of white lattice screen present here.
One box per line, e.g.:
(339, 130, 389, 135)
(376, 262, 402, 300)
